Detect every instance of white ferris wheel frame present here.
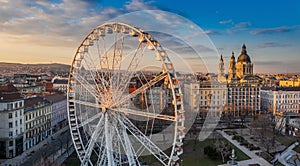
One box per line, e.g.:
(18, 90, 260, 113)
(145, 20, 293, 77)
(67, 22, 185, 166)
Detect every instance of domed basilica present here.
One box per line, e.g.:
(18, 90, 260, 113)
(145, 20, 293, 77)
(218, 44, 258, 83)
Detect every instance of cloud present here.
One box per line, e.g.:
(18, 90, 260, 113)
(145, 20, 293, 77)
(203, 30, 220, 35)
(219, 19, 233, 25)
(257, 42, 291, 48)
(125, 0, 156, 11)
(250, 26, 291, 35)
(0, 0, 157, 47)
(226, 21, 251, 34)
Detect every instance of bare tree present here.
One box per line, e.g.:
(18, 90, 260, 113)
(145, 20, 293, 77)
(250, 114, 273, 153)
(33, 156, 52, 166)
(214, 139, 231, 163)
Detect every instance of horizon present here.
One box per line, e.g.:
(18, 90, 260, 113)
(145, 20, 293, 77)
(1, 61, 299, 75)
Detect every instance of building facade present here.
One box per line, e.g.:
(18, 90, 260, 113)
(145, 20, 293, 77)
(227, 82, 261, 116)
(24, 97, 52, 151)
(44, 94, 67, 133)
(279, 79, 300, 87)
(0, 84, 24, 158)
(184, 81, 227, 117)
(52, 76, 68, 93)
(224, 44, 261, 116)
(261, 87, 300, 114)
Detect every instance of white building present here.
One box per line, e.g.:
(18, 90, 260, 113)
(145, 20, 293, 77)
(24, 97, 52, 151)
(44, 94, 67, 133)
(261, 87, 300, 114)
(0, 84, 24, 158)
(52, 76, 68, 92)
(184, 81, 227, 118)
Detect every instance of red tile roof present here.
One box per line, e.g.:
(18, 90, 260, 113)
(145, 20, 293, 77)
(0, 84, 21, 101)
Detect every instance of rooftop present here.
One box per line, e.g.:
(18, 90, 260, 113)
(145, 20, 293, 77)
(44, 94, 66, 103)
(24, 97, 50, 109)
(261, 86, 300, 91)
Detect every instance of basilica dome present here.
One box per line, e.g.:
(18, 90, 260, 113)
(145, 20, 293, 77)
(237, 44, 251, 63)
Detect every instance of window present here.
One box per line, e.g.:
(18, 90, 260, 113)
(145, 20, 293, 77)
(19, 102, 22, 107)
(20, 111, 22, 116)
(15, 111, 18, 117)
(7, 103, 13, 110)
(20, 119, 22, 125)
(9, 122, 13, 128)
(8, 113, 12, 119)
(15, 103, 18, 109)
(9, 132, 13, 137)
(16, 130, 18, 135)
(9, 141, 13, 146)
(15, 121, 18, 127)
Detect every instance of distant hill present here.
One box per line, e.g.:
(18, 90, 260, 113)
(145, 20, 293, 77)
(0, 62, 71, 76)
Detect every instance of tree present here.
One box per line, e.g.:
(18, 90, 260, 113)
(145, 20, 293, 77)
(250, 114, 273, 153)
(214, 139, 231, 163)
(33, 156, 52, 166)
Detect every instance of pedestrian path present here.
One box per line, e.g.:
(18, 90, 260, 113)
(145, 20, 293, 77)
(217, 130, 272, 166)
(1, 126, 69, 166)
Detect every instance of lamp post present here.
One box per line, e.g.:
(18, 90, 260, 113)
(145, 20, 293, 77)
(227, 149, 238, 166)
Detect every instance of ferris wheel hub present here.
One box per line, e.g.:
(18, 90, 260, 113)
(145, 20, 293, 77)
(101, 107, 107, 113)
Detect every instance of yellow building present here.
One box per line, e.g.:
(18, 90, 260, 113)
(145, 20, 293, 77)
(280, 79, 300, 87)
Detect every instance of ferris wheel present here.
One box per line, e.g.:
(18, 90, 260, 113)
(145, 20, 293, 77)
(67, 22, 185, 166)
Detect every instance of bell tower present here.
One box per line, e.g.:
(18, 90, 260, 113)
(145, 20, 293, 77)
(228, 51, 236, 82)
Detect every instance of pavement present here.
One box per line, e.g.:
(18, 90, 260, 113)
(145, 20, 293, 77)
(272, 141, 299, 165)
(1, 126, 72, 166)
(217, 130, 272, 166)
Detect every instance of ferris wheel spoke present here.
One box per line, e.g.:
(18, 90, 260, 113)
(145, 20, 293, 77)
(72, 73, 101, 102)
(112, 72, 167, 108)
(105, 113, 115, 166)
(117, 115, 170, 166)
(97, 143, 107, 166)
(95, 39, 113, 96)
(78, 111, 102, 128)
(82, 113, 104, 165)
(83, 53, 108, 99)
(114, 43, 147, 101)
(113, 107, 176, 122)
(122, 126, 140, 166)
(74, 100, 101, 109)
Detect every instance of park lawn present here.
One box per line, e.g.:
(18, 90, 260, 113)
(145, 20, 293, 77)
(62, 152, 80, 166)
(181, 138, 250, 166)
(276, 134, 297, 146)
(63, 137, 250, 166)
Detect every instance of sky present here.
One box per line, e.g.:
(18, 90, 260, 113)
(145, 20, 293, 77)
(0, 0, 299, 73)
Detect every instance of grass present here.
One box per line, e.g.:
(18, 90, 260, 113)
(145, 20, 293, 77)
(293, 146, 300, 153)
(275, 134, 297, 146)
(259, 151, 273, 162)
(63, 138, 250, 166)
(181, 138, 250, 166)
(62, 152, 80, 166)
(224, 130, 237, 136)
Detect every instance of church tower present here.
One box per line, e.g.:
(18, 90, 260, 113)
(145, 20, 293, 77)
(228, 51, 236, 82)
(218, 54, 226, 82)
(236, 44, 253, 78)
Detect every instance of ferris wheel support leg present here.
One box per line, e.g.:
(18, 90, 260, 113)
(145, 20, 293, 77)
(123, 127, 140, 166)
(117, 115, 169, 166)
(81, 113, 104, 165)
(105, 113, 115, 166)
